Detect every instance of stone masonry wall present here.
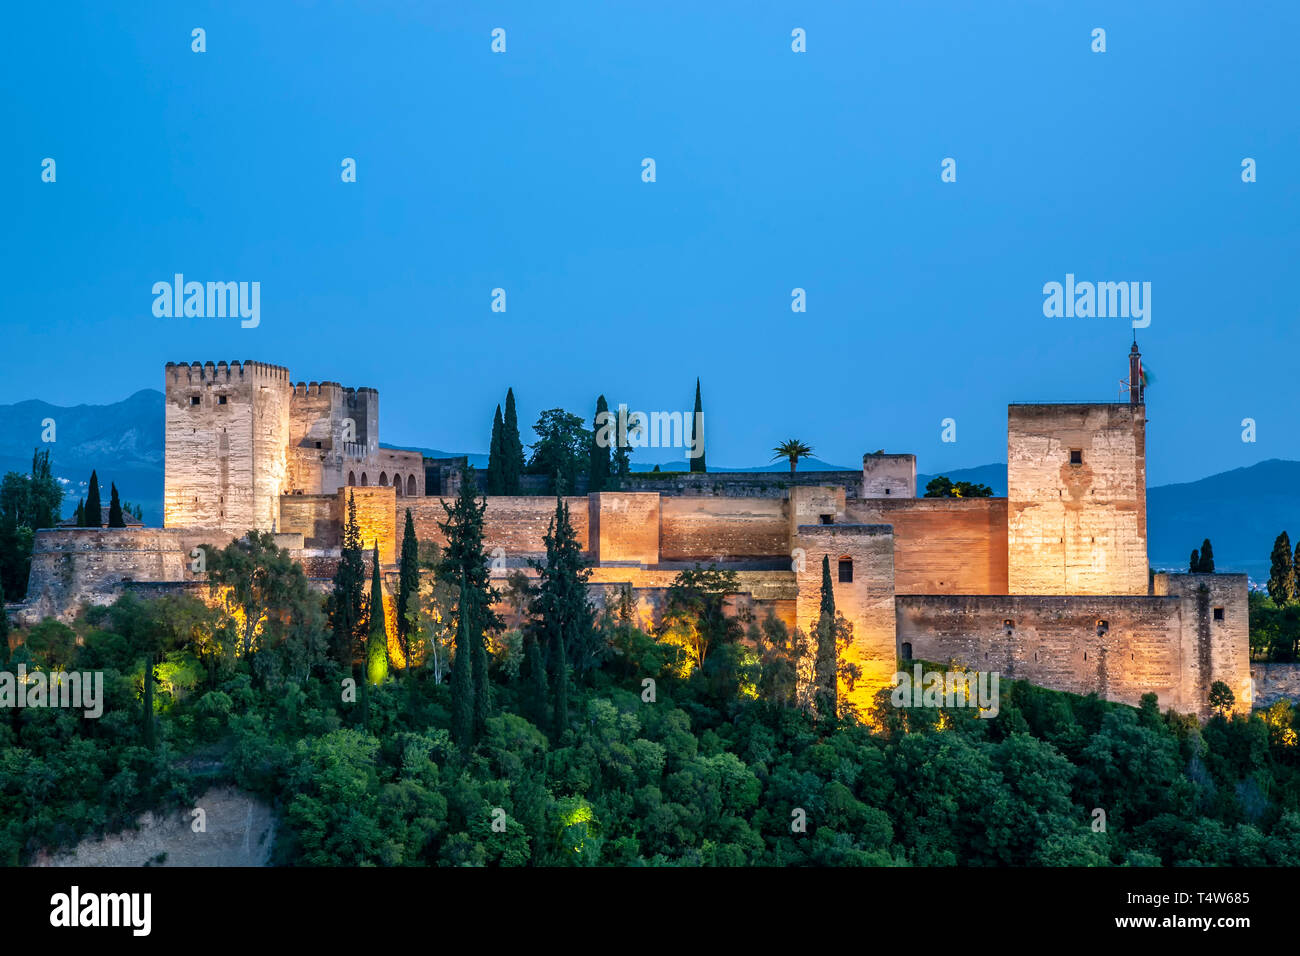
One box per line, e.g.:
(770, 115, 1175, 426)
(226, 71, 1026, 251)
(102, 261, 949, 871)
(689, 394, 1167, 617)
(1007, 403, 1147, 595)
(846, 497, 1008, 594)
(659, 497, 788, 561)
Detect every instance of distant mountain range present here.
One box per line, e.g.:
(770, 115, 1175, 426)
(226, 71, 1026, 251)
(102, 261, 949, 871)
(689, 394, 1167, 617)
(3, 391, 1294, 583)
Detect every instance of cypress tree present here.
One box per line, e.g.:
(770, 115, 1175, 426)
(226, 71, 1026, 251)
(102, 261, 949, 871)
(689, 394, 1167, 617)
(528, 496, 593, 736)
(451, 580, 475, 750)
(589, 395, 611, 493)
(1295, 539, 1300, 605)
(502, 388, 525, 495)
(437, 466, 501, 749)
(814, 555, 837, 721)
(85, 470, 102, 527)
(1199, 538, 1215, 573)
(1268, 532, 1295, 605)
(329, 492, 366, 667)
(74, 498, 85, 527)
(107, 482, 125, 528)
(366, 543, 389, 684)
(550, 619, 569, 735)
(689, 379, 706, 473)
(487, 404, 506, 495)
(526, 634, 549, 731)
(142, 655, 156, 750)
(396, 509, 419, 674)
(1189, 549, 1200, 574)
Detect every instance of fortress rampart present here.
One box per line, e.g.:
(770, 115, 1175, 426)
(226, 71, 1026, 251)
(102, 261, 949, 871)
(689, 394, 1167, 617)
(15, 349, 1253, 719)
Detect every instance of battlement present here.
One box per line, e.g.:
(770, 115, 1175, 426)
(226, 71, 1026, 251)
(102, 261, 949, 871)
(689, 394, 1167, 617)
(292, 381, 345, 398)
(166, 360, 291, 387)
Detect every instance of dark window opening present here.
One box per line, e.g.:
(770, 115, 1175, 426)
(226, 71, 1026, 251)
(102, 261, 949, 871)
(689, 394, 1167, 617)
(190, 396, 200, 405)
(1213, 607, 1225, 621)
(1096, 619, 1109, 637)
(819, 514, 833, 525)
(901, 642, 912, 661)
(1069, 449, 1083, 465)
(1003, 619, 1014, 632)
(314, 441, 322, 449)
(218, 395, 227, 405)
(885, 488, 891, 495)
(838, 558, 853, 583)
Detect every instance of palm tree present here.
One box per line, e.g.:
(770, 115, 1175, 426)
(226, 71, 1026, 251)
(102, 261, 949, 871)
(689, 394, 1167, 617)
(772, 439, 814, 474)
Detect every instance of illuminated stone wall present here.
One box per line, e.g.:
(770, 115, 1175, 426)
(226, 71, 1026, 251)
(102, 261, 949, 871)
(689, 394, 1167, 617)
(897, 574, 1249, 717)
(861, 453, 916, 498)
(343, 485, 397, 565)
(1007, 403, 1147, 595)
(846, 497, 1008, 594)
(590, 493, 660, 565)
(793, 523, 897, 712)
(659, 497, 788, 561)
(164, 361, 291, 534)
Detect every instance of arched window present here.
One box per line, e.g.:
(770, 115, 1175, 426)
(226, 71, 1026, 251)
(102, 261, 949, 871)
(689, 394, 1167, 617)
(394, 474, 403, 496)
(361, 473, 369, 486)
(901, 642, 912, 661)
(407, 475, 416, 496)
(348, 471, 356, 486)
(838, 556, 853, 583)
(379, 472, 388, 486)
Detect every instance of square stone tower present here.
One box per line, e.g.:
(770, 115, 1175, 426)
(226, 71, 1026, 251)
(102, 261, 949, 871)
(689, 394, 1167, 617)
(164, 361, 291, 533)
(1007, 402, 1147, 595)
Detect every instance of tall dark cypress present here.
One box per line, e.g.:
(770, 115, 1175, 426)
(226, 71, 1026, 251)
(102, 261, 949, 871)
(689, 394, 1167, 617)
(589, 395, 611, 493)
(142, 655, 156, 750)
(486, 404, 506, 495)
(502, 388, 525, 495)
(528, 497, 592, 736)
(1189, 549, 1200, 574)
(74, 498, 85, 528)
(1270, 532, 1296, 605)
(330, 492, 366, 667)
(451, 581, 475, 749)
(396, 508, 420, 673)
(1199, 538, 1215, 573)
(107, 482, 125, 527)
(689, 379, 706, 473)
(437, 466, 501, 748)
(814, 555, 837, 721)
(366, 543, 388, 685)
(85, 471, 102, 528)
(526, 634, 549, 731)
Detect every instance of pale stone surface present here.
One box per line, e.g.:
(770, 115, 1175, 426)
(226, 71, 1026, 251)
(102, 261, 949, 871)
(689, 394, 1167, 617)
(31, 787, 274, 867)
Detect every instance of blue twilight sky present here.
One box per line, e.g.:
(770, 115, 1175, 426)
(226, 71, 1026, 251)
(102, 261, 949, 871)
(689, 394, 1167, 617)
(2, 0, 1296, 486)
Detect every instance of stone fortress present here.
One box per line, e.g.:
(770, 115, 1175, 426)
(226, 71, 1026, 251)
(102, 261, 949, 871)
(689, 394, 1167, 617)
(20, 345, 1250, 718)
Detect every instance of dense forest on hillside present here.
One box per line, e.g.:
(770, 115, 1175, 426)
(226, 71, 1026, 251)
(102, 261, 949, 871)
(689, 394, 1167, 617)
(5, 482, 1300, 867)
(6, 595, 1300, 865)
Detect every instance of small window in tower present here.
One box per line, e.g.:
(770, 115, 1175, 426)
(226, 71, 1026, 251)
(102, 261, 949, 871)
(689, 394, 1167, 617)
(218, 395, 227, 405)
(315, 441, 322, 449)
(1003, 619, 1014, 632)
(1214, 607, 1225, 621)
(885, 488, 891, 495)
(1096, 619, 1109, 637)
(819, 514, 833, 525)
(1070, 449, 1083, 465)
(838, 558, 853, 583)
(190, 396, 200, 406)
(901, 642, 912, 661)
